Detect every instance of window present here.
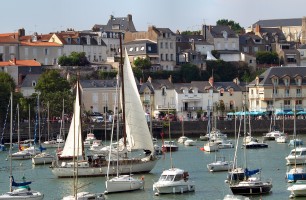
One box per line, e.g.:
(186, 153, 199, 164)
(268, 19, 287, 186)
(162, 87, 166, 96)
(249, 59, 252, 64)
(136, 47, 139, 51)
(166, 54, 168, 61)
(296, 78, 302, 86)
(297, 88, 301, 97)
(284, 78, 290, 86)
(140, 46, 144, 51)
(160, 42, 163, 49)
(254, 47, 258, 52)
(32, 81, 36, 87)
(285, 89, 290, 97)
(170, 42, 173, 49)
(284, 100, 290, 106)
(243, 47, 248, 52)
(44, 48, 48, 55)
(129, 47, 133, 52)
(25, 48, 28, 58)
(165, 42, 168, 49)
(160, 54, 163, 61)
(148, 46, 151, 51)
(220, 89, 224, 96)
(170, 54, 173, 61)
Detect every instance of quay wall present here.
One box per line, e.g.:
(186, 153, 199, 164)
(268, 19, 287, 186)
(2, 119, 306, 142)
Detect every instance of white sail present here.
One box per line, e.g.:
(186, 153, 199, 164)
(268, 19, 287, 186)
(61, 83, 82, 158)
(123, 49, 154, 152)
(207, 51, 217, 60)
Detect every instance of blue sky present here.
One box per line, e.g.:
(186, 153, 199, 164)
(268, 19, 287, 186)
(2, 0, 306, 35)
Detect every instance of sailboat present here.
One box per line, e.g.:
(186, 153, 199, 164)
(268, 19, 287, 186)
(32, 101, 55, 165)
(0, 97, 11, 152)
(286, 103, 306, 183)
(62, 82, 104, 200)
(228, 98, 272, 195)
(153, 107, 195, 195)
(104, 76, 144, 194)
(203, 97, 219, 152)
(177, 116, 187, 144)
(0, 92, 44, 200)
(51, 48, 158, 178)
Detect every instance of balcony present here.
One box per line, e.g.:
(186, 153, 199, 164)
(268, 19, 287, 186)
(157, 104, 176, 109)
(182, 107, 202, 111)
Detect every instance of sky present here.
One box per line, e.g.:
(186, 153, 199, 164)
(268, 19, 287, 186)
(2, 0, 306, 35)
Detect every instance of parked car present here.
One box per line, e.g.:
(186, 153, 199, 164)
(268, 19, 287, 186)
(92, 116, 104, 123)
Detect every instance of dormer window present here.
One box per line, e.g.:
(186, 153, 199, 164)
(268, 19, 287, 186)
(272, 78, 278, 86)
(296, 77, 302, 86)
(32, 81, 36, 87)
(229, 88, 234, 96)
(220, 88, 224, 96)
(284, 78, 290, 87)
(67, 37, 71, 44)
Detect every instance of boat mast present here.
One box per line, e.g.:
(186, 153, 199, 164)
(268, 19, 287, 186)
(47, 101, 50, 141)
(38, 94, 41, 145)
(168, 104, 173, 169)
(119, 32, 127, 148)
(28, 104, 31, 142)
(17, 103, 20, 150)
(9, 92, 13, 192)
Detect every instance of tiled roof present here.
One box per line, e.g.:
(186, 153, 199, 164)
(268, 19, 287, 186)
(94, 15, 136, 32)
(0, 35, 19, 43)
(0, 59, 41, 67)
(80, 79, 118, 88)
(20, 41, 62, 47)
(156, 28, 175, 35)
(208, 25, 238, 38)
(252, 18, 302, 28)
(151, 79, 175, 89)
(249, 66, 306, 86)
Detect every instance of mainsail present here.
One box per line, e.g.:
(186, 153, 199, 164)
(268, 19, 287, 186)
(122, 49, 154, 153)
(60, 83, 83, 158)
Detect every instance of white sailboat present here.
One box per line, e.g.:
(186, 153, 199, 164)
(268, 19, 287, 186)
(51, 48, 158, 178)
(177, 116, 187, 144)
(32, 101, 55, 165)
(0, 92, 44, 200)
(105, 76, 144, 194)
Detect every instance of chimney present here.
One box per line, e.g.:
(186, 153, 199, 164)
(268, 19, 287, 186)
(168, 75, 172, 83)
(148, 76, 152, 83)
(110, 15, 114, 20)
(13, 58, 17, 65)
(255, 24, 260, 33)
(140, 78, 143, 85)
(127, 14, 132, 22)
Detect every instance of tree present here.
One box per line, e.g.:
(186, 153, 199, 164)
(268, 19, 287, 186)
(256, 51, 279, 65)
(133, 57, 151, 70)
(35, 69, 73, 118)
(216, 19, 243, 33)
(179, 64, 201, 83)
(0, 72, 16, 123)
(58, 52, 90, 66)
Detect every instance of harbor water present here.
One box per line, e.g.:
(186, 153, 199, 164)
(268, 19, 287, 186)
(0, 136, 301, 200)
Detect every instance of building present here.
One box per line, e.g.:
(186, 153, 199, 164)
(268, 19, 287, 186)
(248, 66, 306, 113)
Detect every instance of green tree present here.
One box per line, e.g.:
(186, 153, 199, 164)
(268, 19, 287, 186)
(216, 19, 243, 33)
(256, 51, 279, 65)
(0, 72, 16, 123)
(180, 64, 201, 82)
(133, 57, 151, 70)
(58, 52, 90, 66)
(35, 69, 73, 118)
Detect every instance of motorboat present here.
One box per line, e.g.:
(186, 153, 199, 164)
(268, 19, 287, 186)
(184, 139, 196, 146)
(199, 135, 209, 141)
(63, 192, 104, 200)
(43, 139, 64, 148)
(177, 136, 188, 144)
(288, 180, 306, 198)
(285, 147, 306, 165)
(263, 130, 284, 141)
(276, 135, 288, 143)
(105, 175, 144, 194)
(286, 167, 306, 183)
(243, 135, 258, 144)
(88, 140, 104, 152)
(243, 141, 268, 149)
(203, 141, 219, 152)
(207, 156, 233, 172)
(217, 140, 234, 149)
(84, 132, 97, 148)
(32, 152, 55, 165)
(289, 138, 303, 147)
(162, 141, 178, 152)
(229, 176, 272, 195)
(153, 168, 195, 195)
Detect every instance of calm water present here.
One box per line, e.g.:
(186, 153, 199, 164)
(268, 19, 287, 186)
(0, 135, 302, 200)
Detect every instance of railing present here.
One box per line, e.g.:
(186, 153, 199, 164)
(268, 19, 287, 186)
(157, 104, 176, 109)
(182, 107, 202, 111)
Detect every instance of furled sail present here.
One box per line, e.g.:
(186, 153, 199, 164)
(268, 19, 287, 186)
(122, 49, 154, 153)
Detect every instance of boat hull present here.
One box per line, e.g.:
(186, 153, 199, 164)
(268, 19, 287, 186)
(105, 176, 144, 193)
(153, 181, 195, 194)
(230, 184, 272, 195)
(32, 154, 54, 165)
(288, 184, 306, 197)
(0, 191, 44, 200)
(207, 162, 233, 172)
(51, 157, 159, 178)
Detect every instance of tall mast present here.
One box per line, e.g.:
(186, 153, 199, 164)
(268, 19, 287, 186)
(28, 104, 31, 141)
(119, 32, 126, 147)
(9, 92, 13, 192)
(47, 101, 50, 141)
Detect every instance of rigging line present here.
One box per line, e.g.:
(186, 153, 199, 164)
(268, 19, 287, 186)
(0, 98, 11, 144)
